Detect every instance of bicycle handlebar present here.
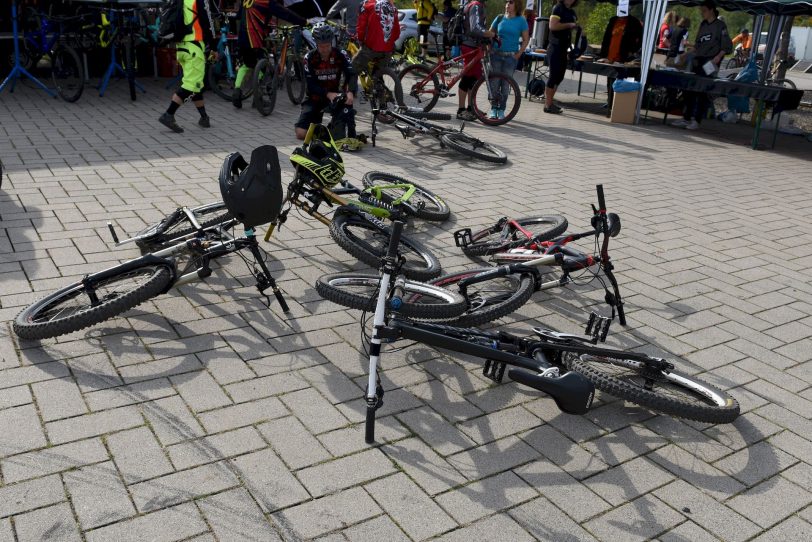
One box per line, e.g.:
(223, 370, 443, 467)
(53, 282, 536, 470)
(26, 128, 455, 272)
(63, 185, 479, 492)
(596, 184, 606, 212)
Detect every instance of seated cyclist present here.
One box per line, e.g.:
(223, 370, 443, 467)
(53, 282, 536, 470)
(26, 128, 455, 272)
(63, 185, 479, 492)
(295, 23, 358, 140)
(352, 0, 400, 76)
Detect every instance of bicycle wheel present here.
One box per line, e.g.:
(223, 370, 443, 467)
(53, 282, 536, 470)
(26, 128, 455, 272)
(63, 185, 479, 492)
(373, 66, 404, 124)
(253, 58, 277, 116)
(361, 171, 450, 222)
(13, 264, 172, 340)
(134, 202, 232, 252)
(285, 57, 306, 105)
(51, 45, 84, 103)
(208, 54, 237, 100)
(399, 63, 440, 112)
(565, 352, 740, 424)
(724, 57, 739, 69)
(329, 213, 441, 281)
(427, 267, 534, 326)
(316, 273, 466, 319)
(768, 78, 797, 89)
(440, 132, 507, 164)
(469, 74, 521, 126)
(462, 215, 568, 257)
(405, 109, 451, 121)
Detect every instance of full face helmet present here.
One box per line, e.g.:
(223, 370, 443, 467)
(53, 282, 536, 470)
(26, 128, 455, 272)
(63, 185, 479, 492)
(219, 145, 284, 228)
(289, 124, 345, 188)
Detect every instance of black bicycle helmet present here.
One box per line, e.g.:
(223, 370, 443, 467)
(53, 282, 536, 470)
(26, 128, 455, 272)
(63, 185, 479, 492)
(311, 23, 334, 44)
(219, 145, 283, 228)
(289, 124, 345, 188)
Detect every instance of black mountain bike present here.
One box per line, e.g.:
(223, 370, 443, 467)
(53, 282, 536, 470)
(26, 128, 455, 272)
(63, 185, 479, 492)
(316, 202, 740, 444)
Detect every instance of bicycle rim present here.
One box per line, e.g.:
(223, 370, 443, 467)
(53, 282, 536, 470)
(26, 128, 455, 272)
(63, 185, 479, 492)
(470, 74, 521, 126)
(373, 67, 404, 124)
(427, 268, 534, 326)
(316, 273, 466, 319)
(13, 264, 172, 340)
(361, 171, 450, 222)
(285, 58, 306, 104)
(135, 203, 232, 252)
(398, 64, 439, 111)
(440, 132, 507, 164)
(566, 353, 740, 423)
(51, 46, 84, 103)
(253, 59, 277, 116)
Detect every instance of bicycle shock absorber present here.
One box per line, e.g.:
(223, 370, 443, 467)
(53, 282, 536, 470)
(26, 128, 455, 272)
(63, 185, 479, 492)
(358, 192, 394, 213)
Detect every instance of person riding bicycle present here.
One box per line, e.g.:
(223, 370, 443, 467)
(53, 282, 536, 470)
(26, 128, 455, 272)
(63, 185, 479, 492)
(732, 27, 752, 53)
(352, 0, 400, 78)
(159, 0, 218, 133)
(458, 0, 495, 121)
(231, 0, 308, 109)
(295, 23, 358, 141)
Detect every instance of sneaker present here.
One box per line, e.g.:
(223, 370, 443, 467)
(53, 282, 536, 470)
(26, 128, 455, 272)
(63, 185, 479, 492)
(670, 119, 690, 128)
(497, 109, 505, 120)
(456, 108, 477, 121)
(487, 107, 498, 119)
(198, 115, 211, 128)
(685, 120, 700, 131)
(543, 104, 562, 114)
(232, 88, 243, 109)
(159, 112, 184, 133)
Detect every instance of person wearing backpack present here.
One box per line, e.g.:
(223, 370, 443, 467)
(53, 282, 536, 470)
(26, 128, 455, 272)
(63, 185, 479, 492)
(439, 0, 456, 58)
(457, 0, 494, 121)
(159, 0, 218, 133)
(487, 0, 528, 119)
(414, 0, 437, 57)
(231, 1, 307, 109)
(544, 0, 578, 114)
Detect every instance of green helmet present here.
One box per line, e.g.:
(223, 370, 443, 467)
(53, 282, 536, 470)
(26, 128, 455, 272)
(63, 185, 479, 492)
(290, 124, 345, 188)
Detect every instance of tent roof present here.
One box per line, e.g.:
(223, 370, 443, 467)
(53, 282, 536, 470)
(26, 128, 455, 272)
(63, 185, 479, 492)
(671, 0, 812, 16)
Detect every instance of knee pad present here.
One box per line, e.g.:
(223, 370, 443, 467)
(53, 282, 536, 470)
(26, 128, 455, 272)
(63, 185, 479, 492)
(176, 87, 193, 101)
(190, 92, 203, 102)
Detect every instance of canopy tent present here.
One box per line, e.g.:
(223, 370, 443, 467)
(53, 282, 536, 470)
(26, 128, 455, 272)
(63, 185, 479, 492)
(668, 0, 812, 16)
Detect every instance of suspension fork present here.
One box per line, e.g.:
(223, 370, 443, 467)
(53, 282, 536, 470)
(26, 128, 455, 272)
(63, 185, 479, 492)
(245, 232, 290, 312)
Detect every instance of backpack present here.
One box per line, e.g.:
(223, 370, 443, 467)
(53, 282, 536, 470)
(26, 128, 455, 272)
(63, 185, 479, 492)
(157, 0, 194, 44)
(446, 1, 479, 47)
(528, 77, 546, 98)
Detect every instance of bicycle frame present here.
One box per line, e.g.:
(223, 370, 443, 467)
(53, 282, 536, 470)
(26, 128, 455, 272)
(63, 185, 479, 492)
(412, 44, 491, 95)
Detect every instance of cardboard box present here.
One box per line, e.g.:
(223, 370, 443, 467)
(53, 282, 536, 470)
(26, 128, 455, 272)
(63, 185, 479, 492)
(611, 91, 639, 124)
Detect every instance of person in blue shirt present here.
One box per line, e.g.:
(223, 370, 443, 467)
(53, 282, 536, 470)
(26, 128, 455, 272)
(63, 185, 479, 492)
(488, 0, 529, 119)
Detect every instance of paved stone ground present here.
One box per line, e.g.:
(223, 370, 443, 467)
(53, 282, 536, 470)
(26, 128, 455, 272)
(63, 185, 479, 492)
(1, 73, 811, 542)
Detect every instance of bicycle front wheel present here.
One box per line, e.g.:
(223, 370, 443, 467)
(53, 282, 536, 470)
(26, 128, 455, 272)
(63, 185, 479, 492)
(51, 45, 84, 103)
(565, 353, 740, 424)
(285, 57, 306, 105)
(373, 66, 404, 124)
(470, 74, 521, 126)
(462, 215, 568, 257)
(253, 58, 277, 116)
(398, 63, 439, 112)
(134, 202, 233, 252)
(208, 54, 236, 100)
(427, 267, 534, 326)
(768, 78, 797, 89)
(362, 171, 450, 222)
(329, 213, 441, 281)
(13, 264, 172, 340)
(316, 273, 466, 319)
(440, 132, 507, 164)
(724, 58, 739, 69)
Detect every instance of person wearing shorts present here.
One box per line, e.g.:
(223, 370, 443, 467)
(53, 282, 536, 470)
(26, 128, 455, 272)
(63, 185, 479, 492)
(159, 0, 218, 133)
(295, 24, 358, 140)
(544, 0, 577, 115)
(458, 0, 494, 121)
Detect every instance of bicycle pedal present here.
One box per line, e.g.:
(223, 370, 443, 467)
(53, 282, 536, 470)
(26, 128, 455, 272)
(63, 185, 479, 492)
(483, 360, 507, 383)
(454, 228, 473, 248)
(585, 312, 611, 343)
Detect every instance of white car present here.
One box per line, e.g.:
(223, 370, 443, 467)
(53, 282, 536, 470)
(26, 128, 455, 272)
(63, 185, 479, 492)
(396, 8, 444, 52)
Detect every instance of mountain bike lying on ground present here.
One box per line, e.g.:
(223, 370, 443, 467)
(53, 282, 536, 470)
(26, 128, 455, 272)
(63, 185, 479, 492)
(263, 124, 445, 281)
(316, 209, 740, 444)
(371, 106, 508, 163)
(13, 146, 289, 341)
(432, 186, 625, 326)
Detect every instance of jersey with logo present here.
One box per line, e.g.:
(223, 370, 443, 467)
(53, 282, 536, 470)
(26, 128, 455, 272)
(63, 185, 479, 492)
(357, 0, 400, 52)
(303, 47, 357, 102)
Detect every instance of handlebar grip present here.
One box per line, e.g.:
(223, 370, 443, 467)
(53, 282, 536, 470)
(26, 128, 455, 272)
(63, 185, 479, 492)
(596, 184, 606, 212)
(386, 221, 405, 259)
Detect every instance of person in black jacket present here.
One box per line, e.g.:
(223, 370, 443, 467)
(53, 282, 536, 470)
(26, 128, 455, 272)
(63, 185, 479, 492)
(671, 0, 732, 130)
(544, 0, 578, 114)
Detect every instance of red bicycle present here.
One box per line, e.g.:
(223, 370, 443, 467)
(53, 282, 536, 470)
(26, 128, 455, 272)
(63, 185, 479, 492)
(398, 42, 521, 126)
